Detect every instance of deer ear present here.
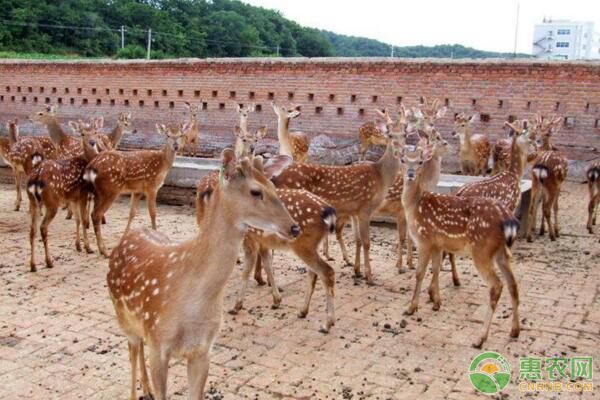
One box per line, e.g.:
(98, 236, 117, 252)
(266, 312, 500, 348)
(469, 114, 479, 124)
(183, 101, 191, 109)
(249, 102, 255, 112)
(94, 116, 104, 130)
(127, 112, 132, 120)
(374, 109, 386, 118)
(262, 155, 293, 179)
(68, 121, 79, 134)
(435, 106, 447, 119)
(252, 155, 264, 173)
(255, 126, 267, 139)
(271, 102, 279, 114)
(289, 110, 301, 119)
(155, 123, 167, 134)
(235, 103, 241, 113)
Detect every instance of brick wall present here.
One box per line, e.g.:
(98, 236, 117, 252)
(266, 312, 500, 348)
(0, 58, 599, 172)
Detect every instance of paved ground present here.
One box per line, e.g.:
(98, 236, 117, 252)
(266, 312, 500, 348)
(0, 181, 598, 399)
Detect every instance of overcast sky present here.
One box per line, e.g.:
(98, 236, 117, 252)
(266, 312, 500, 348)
(243, 0, 600, 54)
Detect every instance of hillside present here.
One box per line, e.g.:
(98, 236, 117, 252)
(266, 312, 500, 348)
(0, 0, 528, 59)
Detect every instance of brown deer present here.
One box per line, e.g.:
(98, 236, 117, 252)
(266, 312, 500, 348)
(272, 109, 410, 284)
(586, 160, 600, 233)
(358, 109, 393, 161)
(236, 103, 255, 131)
(182, 102, 201, 156)
(85, 123, 187, 257)
(107, 150, 299, 400)
(1, 119, 56, 211)
(401, 147, 520, 348)
(98, 112, 135, 150)
(446, 120, 533, 285)
(29, 105, 82, 158)
(234, 125, 266, 160)
(452, 113, 491, 176)
(272, 102, 310, 162)
(527, 115, 568, 242)
(27, 118, 106, 271)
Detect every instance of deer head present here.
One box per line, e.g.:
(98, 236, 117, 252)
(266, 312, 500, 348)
(183, 102, 201, 118)
(236, 103, 256, 118)
(68, 117, 106, 160)
(451, 113, 478, 140)
(215, 149, 299, 240)
(29, 105, 58, 124)
(401, 146, 431, 183)
(6, 118, 19, 145)
(233, 125, 267, 159)
(272, 102, 301, 121)
(530, 114, 562, 148)
(156, 123, 187, 153)
(117, 112, 136, 134)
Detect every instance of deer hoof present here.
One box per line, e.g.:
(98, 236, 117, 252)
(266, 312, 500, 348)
(397, 265, 407, 274)
(30, 264, 37, 273)
(510, 326, 520, 338)
(85, 247, 94, 254)
(227, 308, 240, 316)
(297, 310, 308, 319)
(14, 204, 20, 211)
(366, 279, 376, 286)
(453, 278, 461, 287)
(46, 261, 54, 269)
(404, 306, 417, 316)
(319, 324, 330, 334)
(472, 340, 484, 349)
(432, 302, 441, 311)
(254, 277, 266, 286)
(139, 394, 155, 400)
(526, 236, 533, 243)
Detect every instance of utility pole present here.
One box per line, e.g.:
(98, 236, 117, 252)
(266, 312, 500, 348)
(276, 44, 280, 56)
(513, 2, 520, 58)
(120, 25, 126, 49)
(146, 28, 152, 60)
(390, 44, 394, 58)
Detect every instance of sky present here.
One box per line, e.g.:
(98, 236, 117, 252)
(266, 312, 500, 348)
(243, 0, 600, 54)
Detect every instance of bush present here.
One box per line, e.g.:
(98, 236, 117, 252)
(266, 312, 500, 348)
(115, 45, 146, 59)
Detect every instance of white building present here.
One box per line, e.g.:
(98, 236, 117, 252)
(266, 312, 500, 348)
(532, 19, 600, 60)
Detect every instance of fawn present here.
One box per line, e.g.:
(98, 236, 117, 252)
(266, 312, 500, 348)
(27, 118, 106, 271)
(98, 112, 135, 150)
(273, 108, 410, 284)
(29, 105, 82, 158)
(586, 160, 600, 233)
(272, 102, 310, 162)
(401, 147, 520, 348)
(182, 102, 201, 156)
(452, 113, 491, 176)
(527, 115, 568, 242)
(107, 149, 299, 400)
(85, 123, 187, 257)
(236, 103, 255, 131)
(358, 108, 393, 161)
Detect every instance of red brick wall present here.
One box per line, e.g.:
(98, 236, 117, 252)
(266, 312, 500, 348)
(0, 58, 599, 169)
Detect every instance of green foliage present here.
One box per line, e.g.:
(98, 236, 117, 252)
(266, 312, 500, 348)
(0, 0, 531, 59)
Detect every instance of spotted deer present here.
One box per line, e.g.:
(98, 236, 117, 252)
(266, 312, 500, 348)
(586, 160, 600, 233)
(446, 120, 533, 285)
(85, 123, 187, 257)
(527, 115, 568, 242)
(234, 125, 266, 160)
(452, 113, 491, 176)
(182, 102, 201, 156)
(272, 102, 310, 162)
(236, 103, 255, 131)
(29, 105, 82, 158)
(273, 109, 409, 284)
(358, 109, 392, 161)
(1, 119, 56, 211)
(98, 112, 135, 150)
(401, 147, 520, 348)
(27, 118, 106, 272)
(107, 150, 298, 400)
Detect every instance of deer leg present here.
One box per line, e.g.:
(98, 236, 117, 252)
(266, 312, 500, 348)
(73, 202, 82, 253)
(64, 204, 73, 220)
(231, 240, 259, 314)
(527, 184, 541, 242)
(322, 235, 330, 260)
(495, 248, 520, 339)
(260, 248, 282, 309)
(352, 217, 362, 277)
(128, 340, 140, 400)
(396, 215, 406, 273)
(427, 249, 443, 311)
(588, 193, 599, 233)
(542, 191, 555, 241)
(29, 197, 39, 272)
(406, 234, 414, 269)
(336, 220, 352, 266)
(14, 170, 21, 211)
(148, 347, 169, 400)
(552, 189, 560, 237)
(92, 192, 119, 257)
(187, 352, 210, 400)
(448, 253, 461, 286)
(357, 215, 374, 285)
(79, 199, 93, 254)
(405, 246, 432, 315)
(298, 270, 317, 319)
(147, 190, 159, 230)
(138, 341, 153, 399)
(358, 143, 368, 162)
(253, 253, 265, 286)
(125, 193, 142, 233)
(472, 253, 503, 349)
(296, 246, 336, 333)
(40, 205, 58, 269)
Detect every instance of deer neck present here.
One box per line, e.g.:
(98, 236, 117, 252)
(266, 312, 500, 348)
(108, 123, 124, 147)
(8, 126, 18, 146)
(508, 138, 526, 178)
(375, 141, 401, 188)
(460, 128, 473, 152)
(401, 176, 424, 216)
(277, 117, 294, 157)
(45, 117, 68, 146)
(161, 143, 177, 169)
(421, 153, 442, 191)
(234, 139, 245, 159)
(239, 116, 249, 132)
(189, 188, 246, 294)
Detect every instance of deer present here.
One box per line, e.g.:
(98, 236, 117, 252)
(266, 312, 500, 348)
(358, 109, 393, 161)
(446, 120, 533, 285)
(182, 102, 201, 157)
(29, 105, 82, 158)
(98, 112, 135, 150)
(272, 102, 310, 162)
(1, 119, 57, 211)
(236, 103, 255, 131)
(27, 118, 106, 272)
(526, 115, 568, 242)
(452, 113, 491, 176)
(85, 123, 187, 257)
(272, 108, 410, 285)
(107, 149, 299, 400)
(400, 146, 520, 348)
(586, 160, 600, 234)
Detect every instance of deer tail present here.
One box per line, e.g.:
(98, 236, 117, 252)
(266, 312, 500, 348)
(27, 178, 44, 204)
(321, 206, 337, 233)
(502, 218, 519, 249)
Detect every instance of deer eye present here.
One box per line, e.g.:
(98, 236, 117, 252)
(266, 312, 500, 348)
(250, 189, 263, 199)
